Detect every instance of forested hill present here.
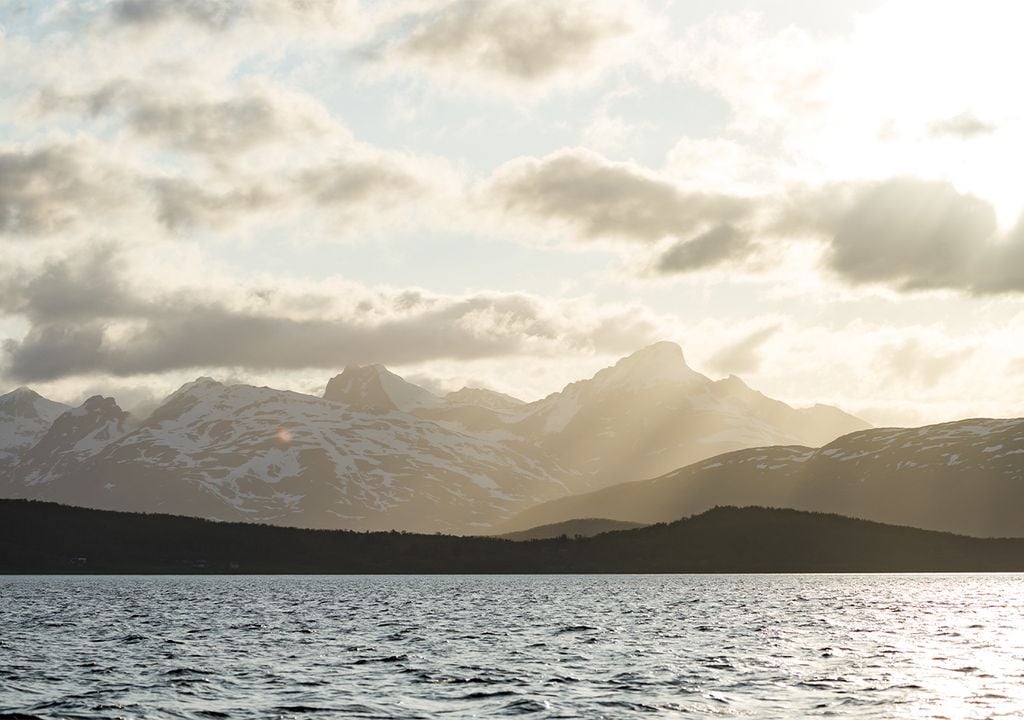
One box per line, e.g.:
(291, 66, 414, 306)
(2, 500, 1023, 574)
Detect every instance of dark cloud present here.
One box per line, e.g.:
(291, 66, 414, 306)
(392, 0, 635, 86)
(2, 323, 108, 382)
(777, 177, 1024, 294)
(488, 149, 753, 244)
(109, 0, 252, 30)
(150, 177, 278, 231)
(708, 325, 780, 375)
(0, 245, 141, 323)
(35, 81, 132, 118)
(129, 94, 302, 158)
(974, 220, 1024, 294)
(0, 248, 660, 382)
(654, 224, 751, 274)
(928, 112, 996, 139)
(106, 0, 356, 32)
(0, 145, 122, 237)
(826, 178, 995, 291)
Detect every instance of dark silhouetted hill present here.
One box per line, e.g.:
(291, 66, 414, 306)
(500, 518, 646, 540)
(2, 500, 1022, 574)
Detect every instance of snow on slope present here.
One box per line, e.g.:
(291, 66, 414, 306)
(0, 388, 70, 466)
(10, 378, 576, 532)
(0, 342, 871, 533)
(12, 396, 130, 486)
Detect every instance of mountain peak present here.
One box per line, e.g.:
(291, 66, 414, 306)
(593, 341, 705, 391)
(75, 395, 126, 417)
(167, 377, 224, 400)
(0, 386, 69, 420)
(625, 341, 687, 363)
(324, 365, 440, 413)
(5, 386, 40, 398)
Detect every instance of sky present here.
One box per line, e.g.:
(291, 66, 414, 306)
(1, 0, 1023, 427)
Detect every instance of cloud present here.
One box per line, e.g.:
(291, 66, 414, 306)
(295, 155, 436, 220)
(149, 177, 278, 231)
(0, 245, 142, 323)
(879, 338, 974, 388)
(31, 81, 456, 235)
(776, 177, 1024, 294)
(0, 246, 664, 382)
(653, 224, 751, 274)
(127, 91, 328, 161)
(484, 154, 1024, 293)
(107, 0, 253, 30)
(707, 324, 780, 375)
(0, 143, 130, 237)
(380, 0, 646, 92)
(106, 0, 359, 33)
(36, 80, 339, 166)
(485, 148, 753, 245)
(928, 112, 996, 139)
(824, 178, 995, 291)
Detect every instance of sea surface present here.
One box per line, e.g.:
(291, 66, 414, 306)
(1, 574, 1023, 719)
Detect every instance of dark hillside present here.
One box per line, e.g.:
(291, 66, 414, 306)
(2, 500, 1022, 574)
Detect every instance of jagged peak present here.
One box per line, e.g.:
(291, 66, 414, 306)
(324, 364, 440, 413)
(69, 395, 126, 418)
(591, 341, 705, 391)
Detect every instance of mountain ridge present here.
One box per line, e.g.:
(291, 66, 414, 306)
(0, 342, 870, 533)
(501, 415, 1024, 537)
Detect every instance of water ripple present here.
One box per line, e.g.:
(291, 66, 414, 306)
(2, 574, 1024, 718)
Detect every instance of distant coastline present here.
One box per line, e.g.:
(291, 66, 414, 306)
(3, 500, 1023, 574)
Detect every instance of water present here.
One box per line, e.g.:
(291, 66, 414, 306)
(1, 575, 1023, 719)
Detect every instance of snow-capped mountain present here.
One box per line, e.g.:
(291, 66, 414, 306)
(509, 341, 869, 489)
(501, 417, 1024, 538)
(0, 388, 70, 467)
(323, 365, 441, 413)
(0, 342, 869, 532)
(10, 396, 130, 488)
(1, 378, 575, 532)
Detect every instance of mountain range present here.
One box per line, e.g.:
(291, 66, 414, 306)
(502, 417, 1024, 537)
(0, 342, 868, 533)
